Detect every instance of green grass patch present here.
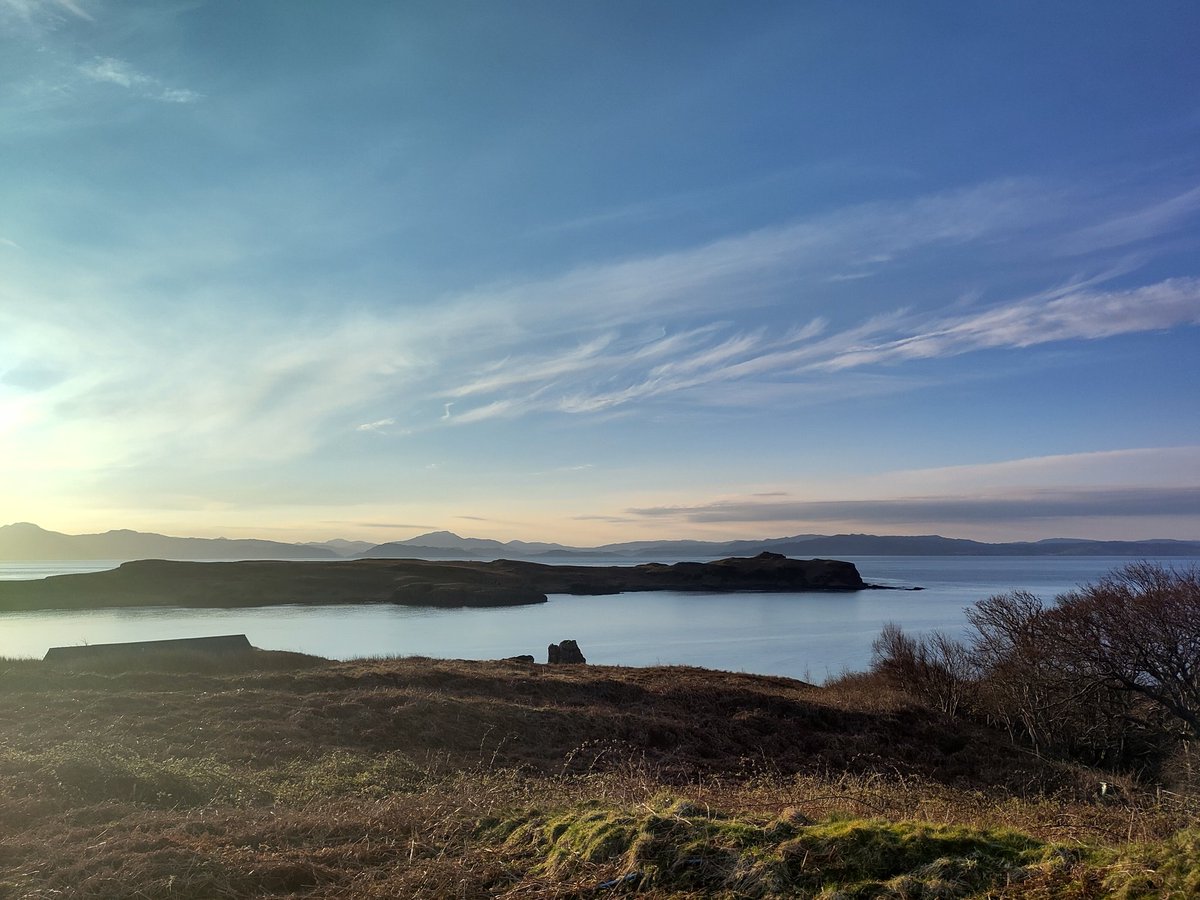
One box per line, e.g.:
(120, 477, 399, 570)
(1101, 828, 1200, 898)
(490, 798, 1072, 897)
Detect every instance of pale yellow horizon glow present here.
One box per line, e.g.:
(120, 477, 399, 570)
(5, 447, 1198, 545)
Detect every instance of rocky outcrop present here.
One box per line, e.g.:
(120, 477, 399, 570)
(0, 553, 872, 611)
(633, 552, 865, 592)
(482, 552, 866, 597)
(547, 639, 586, 664)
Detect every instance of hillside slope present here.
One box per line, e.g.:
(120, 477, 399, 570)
(1, 653, 1195, 896)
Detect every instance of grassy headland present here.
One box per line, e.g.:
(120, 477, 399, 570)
(0, 554, 867, 611)
(0, 650, 1196, 897)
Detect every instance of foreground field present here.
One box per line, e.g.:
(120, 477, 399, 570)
(0, 652, 1196, 897)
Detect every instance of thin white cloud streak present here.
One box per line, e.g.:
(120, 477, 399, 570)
(447, 332, 620, 398)
(816, 277, 1200, 372)
(157, 87, 200, 104)
(357, 418, 395, 432)
(447, 398, 524, 425)
(0, 0, 91, 23)
(78, 56, 201, 103)
(55, 0, 88, 19)
(79, 57, 142, 88)
(1060, 183, 1200, 254)
(649, 325, 811, 379)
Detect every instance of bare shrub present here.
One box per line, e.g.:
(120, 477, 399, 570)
(966, 589, 1151, 767)
(869, 565, 1200, 777)
(1045, 563, 1200, 742)
(870, 623, 975, 717)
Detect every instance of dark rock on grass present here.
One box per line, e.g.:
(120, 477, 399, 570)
(548, 639, 586, 664)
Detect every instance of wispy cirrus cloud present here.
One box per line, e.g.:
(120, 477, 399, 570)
(356, 418, 396, 433)
(438, 275, 1200, 424)
(440, 319, 828, 422)
(78, 56, 200, 103)
(439, 178, 1052, 343)
(0, 0, 91, 25)
(3, 176, 1198, 484)
(1060, 183, 1200, 254)
(815, 276, 1200, 372)
(414, 180, 1199, 425)
(0, 297, 422, 472)
(447, 331, 623, 399)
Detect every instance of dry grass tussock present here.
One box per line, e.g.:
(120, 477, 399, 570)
(0, 651, 1196, 897)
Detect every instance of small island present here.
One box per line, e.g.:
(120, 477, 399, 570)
(0, 552, 868, 610)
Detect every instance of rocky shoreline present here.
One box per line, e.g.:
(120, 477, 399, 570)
(0, 552, 873, 610)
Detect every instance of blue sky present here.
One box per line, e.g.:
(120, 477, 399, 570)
(1, 0, 1198, 544)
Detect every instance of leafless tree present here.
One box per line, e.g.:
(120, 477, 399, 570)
(963, 566, 1199, 768)
(870, 565, 1199, 771)
(966, 591, 1070, 753)
(870, 623, 975, 717)
(1042, 563, 1200, 742)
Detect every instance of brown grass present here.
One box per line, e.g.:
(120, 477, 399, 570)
(0, 651, 1195, 897)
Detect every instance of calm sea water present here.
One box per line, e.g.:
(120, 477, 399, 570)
(0, 556, 1192, 681)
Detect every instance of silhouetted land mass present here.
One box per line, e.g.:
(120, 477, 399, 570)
(364, 530, 1200, 559)
(5, 521, 1199, 561)
(0, 552, 867, 611)
(0, 522, 337, 560)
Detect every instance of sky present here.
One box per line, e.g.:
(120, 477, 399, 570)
(1, 1, 1199, 545)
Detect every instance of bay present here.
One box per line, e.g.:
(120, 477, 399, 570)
(0, 556, 1192, 680)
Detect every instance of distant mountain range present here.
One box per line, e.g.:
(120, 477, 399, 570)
(0, 523, 338, 561)
(2, 522, 1199, 562)
(363, 531, 1200, 559)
